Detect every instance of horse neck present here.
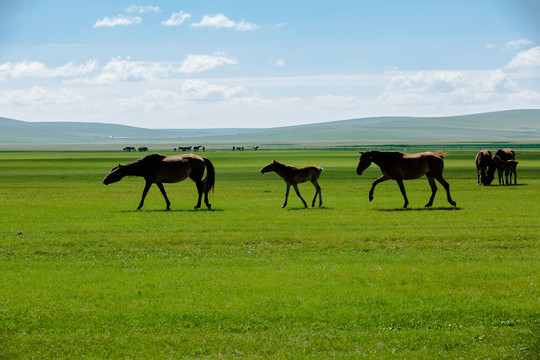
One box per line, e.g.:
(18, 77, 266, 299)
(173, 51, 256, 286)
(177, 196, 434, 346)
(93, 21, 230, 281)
(272, 162, 291, 176)
(123, 160, 147, 177)
(368, 151, 386, 167)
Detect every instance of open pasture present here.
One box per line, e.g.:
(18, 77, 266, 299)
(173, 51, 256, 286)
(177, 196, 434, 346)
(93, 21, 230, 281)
(0, 149, 538, 359)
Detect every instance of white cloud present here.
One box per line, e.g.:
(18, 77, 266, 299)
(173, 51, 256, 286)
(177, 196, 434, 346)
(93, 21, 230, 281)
(0, 86, 86, 106)
(86, 58, 174, 84)
(504, 39, 534, 51)
(485, 43, 496, 49)
(506, 46, 540, 70)
(375, 70, 527, 109)
(181, 79, 247, 100)
(94, 15, 142, 28)
(162, 10, 191, 26)
(179, 54, 237, 73)
(125, 5, 161, 14)
(191, 13, 259, 31)
(0, 60, 97, 81)
(70, 55, 236, 84)
(275, 59, 286, 67)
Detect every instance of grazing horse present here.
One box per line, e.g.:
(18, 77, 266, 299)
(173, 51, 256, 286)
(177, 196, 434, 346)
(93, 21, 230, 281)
(492, 156, 518, 185)
(475, 149, 493, 185)
(103, 153, 215, 210)
(356, 151, 456, 208)
(260, 160, 323, 208)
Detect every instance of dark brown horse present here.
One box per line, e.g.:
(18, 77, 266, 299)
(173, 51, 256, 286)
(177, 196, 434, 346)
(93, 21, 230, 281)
(103, 153, 215, 210)
(261, 160, 323, 208)
(356, 151, 456, 208)
(492, 155, 518, 185)
(475, 149, 493, 185)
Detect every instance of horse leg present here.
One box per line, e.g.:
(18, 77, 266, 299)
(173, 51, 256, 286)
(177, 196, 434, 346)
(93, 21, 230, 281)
(156, 183, 171, 210)
(311, 181, 322, 207)
(369, 175, 388, 202)
(425, 173, 437, 207)
(194, 181, 203, 209)
(395, 178, 409, 208)
(281, 183, 291, 208)
(203, 185, 211, 209)
(434, 175, 456, 207)
(137, 181, 153, 210)
(293, 184, 308, 208)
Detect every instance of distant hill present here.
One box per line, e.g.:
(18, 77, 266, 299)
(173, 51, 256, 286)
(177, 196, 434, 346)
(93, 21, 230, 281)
(1, 109, 539, 148)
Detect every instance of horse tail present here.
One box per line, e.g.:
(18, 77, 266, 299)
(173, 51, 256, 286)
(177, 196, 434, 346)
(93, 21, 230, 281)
(434, 150, 447, 158)
(203, 158, 215, 192)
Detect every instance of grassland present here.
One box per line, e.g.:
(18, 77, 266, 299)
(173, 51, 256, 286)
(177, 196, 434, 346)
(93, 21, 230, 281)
(0, 149, 538, 359)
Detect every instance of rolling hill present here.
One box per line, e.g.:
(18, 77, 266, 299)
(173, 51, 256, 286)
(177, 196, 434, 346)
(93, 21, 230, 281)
(0, 109, 539, 148)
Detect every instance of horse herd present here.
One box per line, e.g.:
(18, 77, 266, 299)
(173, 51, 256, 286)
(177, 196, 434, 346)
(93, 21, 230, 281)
(476, 148, 518, 186)
(103, 149, 518, 210)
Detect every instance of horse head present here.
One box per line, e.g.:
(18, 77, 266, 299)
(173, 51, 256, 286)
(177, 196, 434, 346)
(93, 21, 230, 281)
(103, 164, 126, 185)
(356, 152, 373, 175)
(260, 160, 277, 174)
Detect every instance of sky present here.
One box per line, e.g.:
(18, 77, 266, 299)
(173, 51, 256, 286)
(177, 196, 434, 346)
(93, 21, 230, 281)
(1, 0, 539, 129)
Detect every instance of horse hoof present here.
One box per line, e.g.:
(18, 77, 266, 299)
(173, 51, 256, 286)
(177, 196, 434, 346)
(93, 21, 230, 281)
(206, 204, 211, 209)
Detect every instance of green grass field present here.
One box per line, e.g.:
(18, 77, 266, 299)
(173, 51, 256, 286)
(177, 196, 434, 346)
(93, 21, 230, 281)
(0, 149, 538, 359)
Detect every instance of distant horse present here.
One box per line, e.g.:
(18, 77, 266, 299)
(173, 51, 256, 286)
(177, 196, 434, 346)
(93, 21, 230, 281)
(495, 148, 516, 185)
(492, 155, 518, 185)
(103, 153, 215, 210)
(356, 151, 456, 208)
(475, 149, 493, 185)
(261, 160, 323, 208)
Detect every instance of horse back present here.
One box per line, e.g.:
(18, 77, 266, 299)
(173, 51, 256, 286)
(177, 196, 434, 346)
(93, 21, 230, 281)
(394, 152, 444, 179)
(155, 154, 204, 183)
(495, 148, 515, 161)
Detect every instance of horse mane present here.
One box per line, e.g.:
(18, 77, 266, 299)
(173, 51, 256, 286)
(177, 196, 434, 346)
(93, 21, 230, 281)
(139, 153, 166, 163)
(433, 151, 447, 158)
(274, 160, 294, 171)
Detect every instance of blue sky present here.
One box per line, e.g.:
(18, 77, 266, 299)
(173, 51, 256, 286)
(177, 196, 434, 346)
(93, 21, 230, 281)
(1, 0, 539, 128)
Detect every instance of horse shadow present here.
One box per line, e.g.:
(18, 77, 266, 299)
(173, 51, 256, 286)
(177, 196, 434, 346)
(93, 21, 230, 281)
(121, 208, 224, 213)
(377, 206, 462, 212)
(287, 206, 330, 211)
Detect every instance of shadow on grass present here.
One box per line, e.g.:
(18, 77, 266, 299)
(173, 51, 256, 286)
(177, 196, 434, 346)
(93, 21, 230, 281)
(121, 208, 224, 213)
(286, 205, 330, 211)
(377, 206, 462, 212)
(483, 183, 527, 187)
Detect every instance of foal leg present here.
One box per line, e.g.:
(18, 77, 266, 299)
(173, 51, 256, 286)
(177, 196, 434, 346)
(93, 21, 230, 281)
(395, 179, 409, 208)
(293, 184, 308, 208)
(434, 175, 456, 207)
(137, 181, 153, 210)
(425, 173, 437, 208)
(369, 175, 388, 202)
(156, 183, 171, 210)
(311, 181, 322, 207)
(282, 183, 291, 208)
